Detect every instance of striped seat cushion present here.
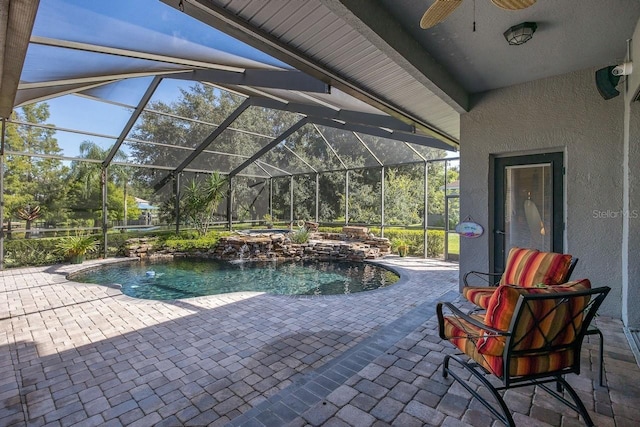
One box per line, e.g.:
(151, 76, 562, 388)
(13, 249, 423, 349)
(441, 312, 577, 378)
(499, 247, 573, 287)
(462, 286, 496, 309)
(477, 279, 592, 356)
(462, 248, 573, 309)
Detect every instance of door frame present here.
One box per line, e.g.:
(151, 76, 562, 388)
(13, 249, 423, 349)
(491, 152, 564, 273)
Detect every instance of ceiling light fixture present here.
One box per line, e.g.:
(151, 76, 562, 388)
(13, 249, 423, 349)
(504, 22, 537, 46)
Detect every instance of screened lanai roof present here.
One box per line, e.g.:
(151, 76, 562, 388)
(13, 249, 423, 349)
(2, 0, 454, 191)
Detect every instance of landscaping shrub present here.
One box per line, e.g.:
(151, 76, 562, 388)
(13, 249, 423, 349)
(382, 228, 444, 258)
(291, 227, 310, 244)
(2, 225, 446, 268)
(4, 238, 65, 267)
(318, 226, 445, 258)
(155, 230, 231, 252)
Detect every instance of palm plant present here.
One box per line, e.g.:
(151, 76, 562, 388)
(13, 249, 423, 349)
(56, 233, 99, 263)
(182, 172, 227, 235)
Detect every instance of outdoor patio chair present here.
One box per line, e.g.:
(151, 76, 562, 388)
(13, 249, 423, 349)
(437, 279, 610, 427)
(461, 247, 607, 386)
(462, 247, 577, 310)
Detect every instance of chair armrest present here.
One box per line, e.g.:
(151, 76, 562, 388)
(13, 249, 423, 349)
(437, 301, 509, 340)
(463, 271, 503, 287)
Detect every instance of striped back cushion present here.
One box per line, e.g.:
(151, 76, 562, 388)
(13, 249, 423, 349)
(478, 279, 591, 355)
(498, 247, 572, 287)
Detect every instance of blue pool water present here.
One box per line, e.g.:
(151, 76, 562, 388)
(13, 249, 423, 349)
(71, 259, 400, 300)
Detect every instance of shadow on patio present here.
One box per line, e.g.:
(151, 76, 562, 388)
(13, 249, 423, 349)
(1, 258, 638, 426)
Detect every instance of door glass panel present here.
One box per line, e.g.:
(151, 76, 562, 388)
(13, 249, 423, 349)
(505, 164, 552, 252)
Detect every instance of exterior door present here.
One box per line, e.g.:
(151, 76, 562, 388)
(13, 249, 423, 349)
(493, 153, 564, 273)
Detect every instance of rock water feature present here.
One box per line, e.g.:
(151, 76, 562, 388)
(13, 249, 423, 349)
(125, 226, 391, 262)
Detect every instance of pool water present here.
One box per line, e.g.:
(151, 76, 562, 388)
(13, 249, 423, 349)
(71, 259, 400, 300)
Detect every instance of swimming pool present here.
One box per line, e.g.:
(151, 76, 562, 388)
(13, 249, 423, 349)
(70, 259, 400, 300)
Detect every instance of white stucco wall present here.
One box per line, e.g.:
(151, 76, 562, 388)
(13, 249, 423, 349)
(460, 68, 625, 317)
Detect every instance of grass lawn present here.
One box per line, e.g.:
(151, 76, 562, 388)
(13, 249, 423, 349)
(447, 232, 460, 255)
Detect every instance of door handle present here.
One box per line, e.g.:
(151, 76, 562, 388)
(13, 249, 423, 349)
(495, 230, 505, 235)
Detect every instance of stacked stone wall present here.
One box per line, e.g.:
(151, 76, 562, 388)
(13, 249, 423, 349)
(124, 227, 391, 262)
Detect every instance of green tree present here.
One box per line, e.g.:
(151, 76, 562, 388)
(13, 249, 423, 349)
(384, 168, 422, 225)
(66, 141, 139, 226)
(4, 104, 68, 237)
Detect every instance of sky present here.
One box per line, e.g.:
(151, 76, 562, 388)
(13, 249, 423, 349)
(20, 0, 284, 159)
(14, 0, 458, 163)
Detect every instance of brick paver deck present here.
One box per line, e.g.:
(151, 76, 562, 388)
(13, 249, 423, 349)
(1, 257, 639, 426)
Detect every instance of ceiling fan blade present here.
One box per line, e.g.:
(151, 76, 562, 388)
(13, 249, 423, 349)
(420, 0, 463, 29)
(491, 0, 536, 10)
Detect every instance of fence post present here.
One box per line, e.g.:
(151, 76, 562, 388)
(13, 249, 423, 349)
(381, 166, 385, 238)
(227, 176, 233, 231)
(423, 161, 428, 259)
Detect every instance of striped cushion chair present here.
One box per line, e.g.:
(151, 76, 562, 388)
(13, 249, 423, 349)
(437, 279, 609, 427)
(462, 247, 576, 310)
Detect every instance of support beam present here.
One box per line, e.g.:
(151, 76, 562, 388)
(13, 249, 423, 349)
(103, 76, 162, 167)
(18, 70, 185, 90)
(228, 117, 308, 178)
(381, 166, 385, 238)
(154, 97, 252, 191)
(227, 177, 233, 231)
(174, 174, 181, 234)
(345, 170, 349, 225)
(165, 0, 459, 147)
(101, 166, 108, 258)
(252, 97, 415, 133)
(29, 36, 245, 73)
(318, 0, 468, 113)
(312, 124, 348, 170)
(315, 173, 319, 223)
(290, 175, 294, 225)
(269, 178, 273, 220)
(0, 0, 40, 118)
(353, 131, 383, 166)
(444, 159, 449, 259)
(172, 69, 329, 93)
(16, 80, 119, 108)
(309, 117, 453, 151)
(423, 161, 428, 259)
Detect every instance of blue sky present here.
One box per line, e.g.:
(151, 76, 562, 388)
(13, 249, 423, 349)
(16, 0, 456, 162)
(21, 0, 286, 159)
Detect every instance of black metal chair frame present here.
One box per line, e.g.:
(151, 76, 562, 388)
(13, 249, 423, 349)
(462, 257, 606, 387)
(437, 286, 610, 427)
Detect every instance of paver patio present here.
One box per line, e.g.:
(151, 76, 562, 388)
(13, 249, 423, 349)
(1, 257, 639, 426)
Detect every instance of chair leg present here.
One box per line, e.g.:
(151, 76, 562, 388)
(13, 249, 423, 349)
(538, 377, 595, 427)
(585, 328, 604, 387)
(442, 354, 515, 427)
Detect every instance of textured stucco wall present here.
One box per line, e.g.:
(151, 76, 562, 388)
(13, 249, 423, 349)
(620, 18, 640, 329)
(460, 68, 625, 317)
(624, 97, 640, 327)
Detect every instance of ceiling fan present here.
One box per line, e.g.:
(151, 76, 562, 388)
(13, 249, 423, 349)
(420, 0, 536, 29)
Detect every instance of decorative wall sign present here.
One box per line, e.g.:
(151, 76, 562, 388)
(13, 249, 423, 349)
(455, 216, 484, 238)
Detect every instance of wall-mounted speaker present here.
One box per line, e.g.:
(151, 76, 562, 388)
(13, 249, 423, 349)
(595, 66, 621, 100)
